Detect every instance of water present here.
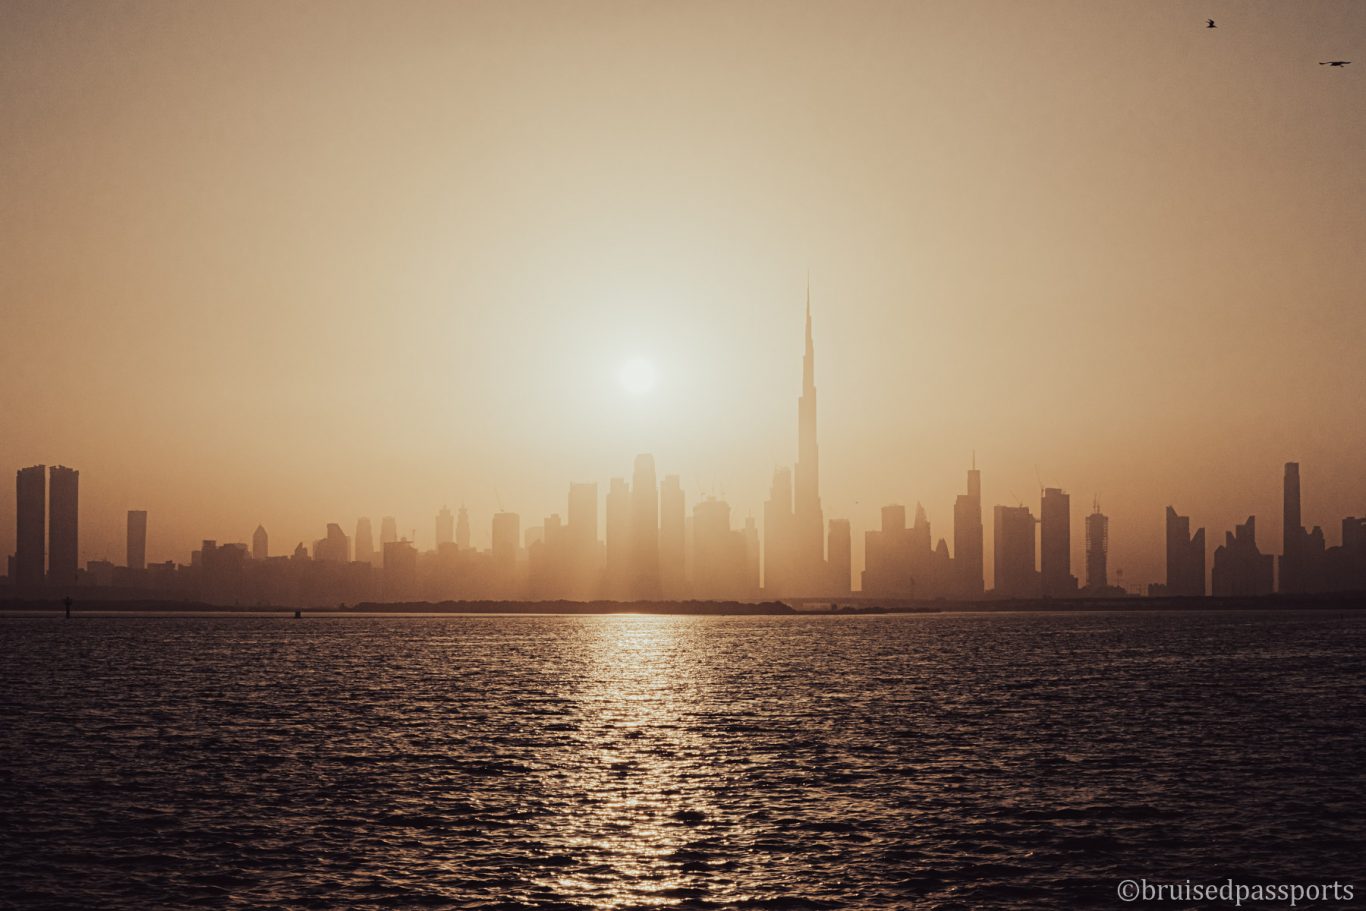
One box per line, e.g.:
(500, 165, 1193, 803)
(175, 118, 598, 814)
(2, 610, 1362, 909)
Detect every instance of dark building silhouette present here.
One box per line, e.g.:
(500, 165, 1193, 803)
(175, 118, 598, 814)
(1164, 506, 1205, 596)
(605, 476, 631, 597)
(380, 516, 398, 553)
(792, 291, 827, 593)
(314, 523, 349, 563)
(47, 466, 79, 588)
(1083, 501, 1107, 591)
(659, 474, 686, 598)
(993, 504, 1038, 598)
(15, 465, 46, 592)
(252, 524, 269, 561)
(1212, 516, 1274, 597)
(456, 505, 471, 551)
(1325, 516, 1366, 592)
(1279, 462, 1327, 593)
(763, 466, 794, 595)
(354, 517, 374, 565)
(827, 518, 851, 594)
(1040, 487, 1076, 598)
(127, 510, 147, 571)
(629, 454, 660, 598)
(692, 497, 747, 599)
(862, 504, 912, 595)
(952, 460, 984, 598)
(382, 539, 417, 600)
(492, 512, 519, 579)
(566, 482, 599, 597)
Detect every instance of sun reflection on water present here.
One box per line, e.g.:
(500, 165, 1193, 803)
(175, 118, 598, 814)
(527, 614, 731, 907)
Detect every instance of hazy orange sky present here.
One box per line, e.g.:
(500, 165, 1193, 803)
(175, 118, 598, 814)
(3, 0, 1364, 589)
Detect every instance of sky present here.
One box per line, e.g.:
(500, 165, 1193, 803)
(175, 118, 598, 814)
(2, 0, 1364, 589)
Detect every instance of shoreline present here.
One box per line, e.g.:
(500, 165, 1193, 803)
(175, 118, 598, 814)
(2, 592, 1363, 617)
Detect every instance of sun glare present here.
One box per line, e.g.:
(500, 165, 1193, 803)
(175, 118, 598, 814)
(619, 357, 658, 396)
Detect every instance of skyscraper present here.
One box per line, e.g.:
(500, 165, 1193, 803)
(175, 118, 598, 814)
(566, 483, 598, 598)
(659, 474, 686, 598)
(605, 477, 631, 598)
(456, 505, 470, 550)
(792, 288, 826, 592)
(692, 497, 745, 599)
(253, 524, 269, 561)
(630, 454, 660, 598)
(127, 510, 148, 571)
(380, 516, 397, 567)
(48, 466, 79, 588)
(1039, 488, 1075, 598)
(354, 517, 374, 565)
(994, 504, 1038, 599)
(763, 466, 794, 595)
(316, 523, 349, 563)
(1084, 501, 1108, 591)
(15, 465, 45, 592)
(1279, 462, 1326, 593)
(953, 460, 984, 597)
(1165, 506, 1205, 597)
(1212, 516, 1274, 597)
(436, 505, 454, 547)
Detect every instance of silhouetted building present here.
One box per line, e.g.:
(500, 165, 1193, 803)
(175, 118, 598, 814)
(690, 497, 744, 598)
(436, 505, 454, 548)
(659, 474, 686, 598)
(629, 454, 660, 598)
(863, 504, 911, 595)
(15, 465, 46, 592)
(47, 466, 79, 588)
(456, 505, 471, 550)
(565, 482, 599, 597)
(1039, 488, 1076, 598)
(792, 290, 827, 592)
(253, 524, 269, 561)
(828, 518, 851, 594)
(605, 477, 631, 598)
(492, 511, 520, 593)
(383, 540, 418, 600)
(1212, 516, 1274, 597)
(953, 461, 984, 598)
(127, 510, 147, 571)
(380, 516, 398, 546)
(763, 466, 794, 595)
(1164, 506, 1205, 597)
(1084, 502, 1107, 591)
(354, 517, 374, 565)
(993, 505, 1038, 598)
(1279, 462, 1327, 593)
(1325, 517, 1366, 592)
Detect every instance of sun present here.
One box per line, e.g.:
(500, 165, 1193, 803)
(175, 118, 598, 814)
(618, 357, 658, 396)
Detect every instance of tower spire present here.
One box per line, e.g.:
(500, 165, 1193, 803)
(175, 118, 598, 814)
(803, 277, 814, 392)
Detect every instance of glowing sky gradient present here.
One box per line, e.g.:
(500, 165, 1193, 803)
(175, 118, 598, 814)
(3, 1, 1364, 589)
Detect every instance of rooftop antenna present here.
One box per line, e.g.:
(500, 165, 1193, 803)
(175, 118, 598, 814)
(494, 487, 504, 513)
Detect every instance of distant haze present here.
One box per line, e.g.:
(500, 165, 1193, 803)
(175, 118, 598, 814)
(3, 0, 1364, 588)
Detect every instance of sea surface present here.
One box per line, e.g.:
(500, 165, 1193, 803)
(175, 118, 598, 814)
(1, 610, 1363, 910)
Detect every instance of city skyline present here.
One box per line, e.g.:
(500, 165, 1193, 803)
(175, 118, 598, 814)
(3, 2, 1365, 589)
(6, 302, 1364, 601)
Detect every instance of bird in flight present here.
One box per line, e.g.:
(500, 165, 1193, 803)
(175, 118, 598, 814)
(1319, 60, 1351, 67)
(1206, 19, 1216, 28)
